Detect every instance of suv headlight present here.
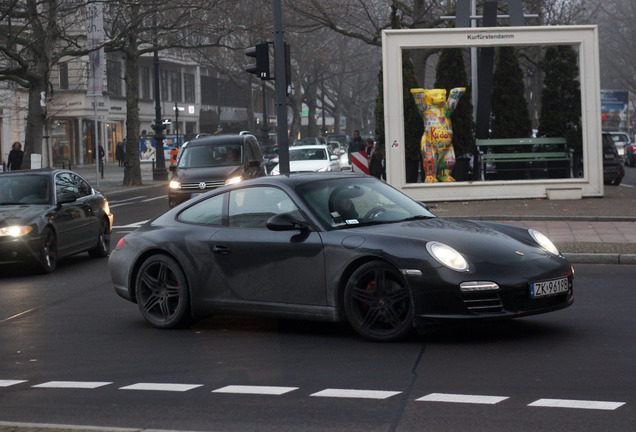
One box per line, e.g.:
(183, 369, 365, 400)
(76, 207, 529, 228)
(225, 176, 243, 185)
(169, 180, 181, 190)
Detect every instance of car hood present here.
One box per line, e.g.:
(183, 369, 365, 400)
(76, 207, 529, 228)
(351, 218, 552, 264)
(0, 204, 48, 225)
(288, 160, 331, 172)
(173, 166, 242, 182)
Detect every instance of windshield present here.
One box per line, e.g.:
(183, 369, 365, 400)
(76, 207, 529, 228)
(0, 175, 51, 205)
(177, 143, 243, 168)
(296, 177, 435, 229)
(290, 148, 328, 162)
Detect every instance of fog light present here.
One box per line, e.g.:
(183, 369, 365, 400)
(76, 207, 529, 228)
(460, 281, 500, 292)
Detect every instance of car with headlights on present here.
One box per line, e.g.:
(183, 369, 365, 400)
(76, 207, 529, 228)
(0, 169, 113, 273)
(270, 145, 341, 175)
(110, 173, 573, 342)
(168, 134, 266, 208)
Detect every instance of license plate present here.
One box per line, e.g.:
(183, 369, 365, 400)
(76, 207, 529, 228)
(529, 277, 569, 298)
(190, 192, 202, 198)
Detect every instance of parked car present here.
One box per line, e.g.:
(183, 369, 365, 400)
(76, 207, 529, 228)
(0, 169, 113, 273)
(327, 134, 350, 148)
(605, 131, 630, 160)
(270, 145, 341, 175)
(624, 139, 636, 167)
(110, 173, 573, 342)
(574, 132, 624, 185)
(168, 134, 266, 208)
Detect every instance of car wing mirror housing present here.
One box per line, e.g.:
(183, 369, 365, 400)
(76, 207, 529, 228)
(57, 192, 77, 205)
(267, 213, 309, 232)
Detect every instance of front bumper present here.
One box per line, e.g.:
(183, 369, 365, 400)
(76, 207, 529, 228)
(0, 234, 42, 265)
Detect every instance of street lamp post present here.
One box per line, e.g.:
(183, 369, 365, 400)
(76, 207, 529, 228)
(173, 102, 184, 146)
(151, 46, 168, 181)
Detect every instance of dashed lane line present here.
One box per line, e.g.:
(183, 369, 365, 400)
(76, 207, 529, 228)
(416, 393, 509, 405)
(1, 380, 627, 411)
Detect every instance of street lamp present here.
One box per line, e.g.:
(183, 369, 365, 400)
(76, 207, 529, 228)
(151, 38, 168, 180)
(173, 102, 185, 146)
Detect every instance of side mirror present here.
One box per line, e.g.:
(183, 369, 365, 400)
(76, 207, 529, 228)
(330, 154, 339, 161)
(169, 165, 177, 172)
(267, 213, 309, 232)
(57, 192, 77, 205)
(248, 160, 261, 168)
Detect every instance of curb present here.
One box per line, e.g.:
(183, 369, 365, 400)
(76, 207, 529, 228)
(564, 253, 636, 265)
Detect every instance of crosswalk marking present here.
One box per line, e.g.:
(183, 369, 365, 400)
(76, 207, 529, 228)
(528, 398, 625, 410)
(212, 385, 298, 395)
(311, 389, 401, 399)
(32, 381, 112, 389)
(119, 383, 203, 392)
(416, 393, 509, 405)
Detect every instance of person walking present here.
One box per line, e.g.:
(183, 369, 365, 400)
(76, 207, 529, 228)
(116, 141, 125, 167)
(98, 144, 105, 178)
(7, 142, 24, 171)
(347, 130, 365, 165)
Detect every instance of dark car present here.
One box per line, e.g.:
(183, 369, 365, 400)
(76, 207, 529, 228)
(574, 133, 625, 185)
(625, 139, 636, 167)
(168, 134, 266, 208)
(0, 169, 113, 273)
(110, 173, 573, 342)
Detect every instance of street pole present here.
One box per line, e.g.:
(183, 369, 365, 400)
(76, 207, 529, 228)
(272, 0, 289, 174)
(151, 39, 168, 180)
(174, 102, 179, 146)
(261, 81, 270, 146)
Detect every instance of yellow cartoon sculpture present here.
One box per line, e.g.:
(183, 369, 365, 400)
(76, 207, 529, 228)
(410, 87, 465, 182)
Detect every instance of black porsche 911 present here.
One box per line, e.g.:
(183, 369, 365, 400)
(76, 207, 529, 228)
(109, 172, 573, 341)
(0, 169, 113, 273)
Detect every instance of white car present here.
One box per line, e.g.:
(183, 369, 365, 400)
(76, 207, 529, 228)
(271, 145, 342, 175)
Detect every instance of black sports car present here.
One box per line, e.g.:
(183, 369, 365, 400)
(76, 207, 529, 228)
(109, 173, 573, 341)
(0, 169, 113, 273)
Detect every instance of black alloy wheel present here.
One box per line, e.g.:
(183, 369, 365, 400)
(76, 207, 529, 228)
(344, 261, 413, 342)
(135, 255, 190, 328)
(38, 228, 58, 273)
(88, 218, 111, 257)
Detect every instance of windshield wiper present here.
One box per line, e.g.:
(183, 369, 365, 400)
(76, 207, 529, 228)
(399, 215, 436, 222)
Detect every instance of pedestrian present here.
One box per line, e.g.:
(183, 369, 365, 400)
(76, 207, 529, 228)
(98, 144, 105, 178)
(116, 141, 125, 167)
(7, 141, 24, 171)
(347, 130, 365, 165)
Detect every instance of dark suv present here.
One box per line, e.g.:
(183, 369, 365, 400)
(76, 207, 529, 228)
(168, 134, 266, 208)
(575, 132, 624, 185)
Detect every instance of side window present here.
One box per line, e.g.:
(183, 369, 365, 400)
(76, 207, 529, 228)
(229, 187, 303, 229)
(179, 193, 225, 225)
(55, 173, 78, 196)
(73, 174, 93, 198)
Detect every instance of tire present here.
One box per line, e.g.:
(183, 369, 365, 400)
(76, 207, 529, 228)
(135, 255, 191, 329)
(88, 218, 111, 258)
(343, 261, 413, 342)
(38, 228, 58, 273)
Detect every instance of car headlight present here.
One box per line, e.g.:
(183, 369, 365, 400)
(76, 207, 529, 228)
(426, 242, 469, 272)
(529, 229, 560, 256)
(169, 180, 181, 190)
(0, 225, 33, 237)
(225, 176, 243, 185)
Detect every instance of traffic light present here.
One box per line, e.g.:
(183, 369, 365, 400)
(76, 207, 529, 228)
(245, 42, 270, 80)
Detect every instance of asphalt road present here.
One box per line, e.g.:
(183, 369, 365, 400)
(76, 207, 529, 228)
(1, 187, 635, 432)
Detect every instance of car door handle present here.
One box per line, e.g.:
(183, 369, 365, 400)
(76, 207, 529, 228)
(211, 244, 231, 255)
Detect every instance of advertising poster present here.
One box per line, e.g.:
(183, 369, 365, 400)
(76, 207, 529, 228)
(139, 135, 184, 162)
(601, 89, 629, 131)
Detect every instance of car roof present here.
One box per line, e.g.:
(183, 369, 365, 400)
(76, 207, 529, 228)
(186, 134, 254, 147)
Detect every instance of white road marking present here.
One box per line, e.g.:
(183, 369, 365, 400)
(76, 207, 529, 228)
(529, 398, 625, 410)
(0, 380, 27, 387)
(119, 383, 203, 392)
(416, 393, 509, 405)
(142, 195, 167, 202)
(311, 389, 401, 399)
(212, 385, 298, 395)
(109, 196, 146, 204)
(32, 381, 112, 389)
(112, 220, 149, 229)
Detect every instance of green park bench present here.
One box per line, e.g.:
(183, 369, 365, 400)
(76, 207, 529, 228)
(476, 137, 573, 181)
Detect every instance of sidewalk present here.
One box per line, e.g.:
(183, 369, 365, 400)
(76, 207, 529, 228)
(74, 163, 636, 264)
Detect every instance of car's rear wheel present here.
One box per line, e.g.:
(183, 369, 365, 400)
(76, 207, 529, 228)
(344, 261, 413, 342)
(38, 228, 57, 273)
(135, 255, 190, 328)
(88, 218, 111, 257)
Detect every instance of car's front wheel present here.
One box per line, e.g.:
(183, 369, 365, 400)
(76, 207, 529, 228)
(344, 261, 413, 342)
(135, 255, 191, 328)
(88, 218, 111, 257)
(37, 227, 57, 273)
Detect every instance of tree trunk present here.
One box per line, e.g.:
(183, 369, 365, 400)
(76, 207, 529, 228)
(123, 44, 143, 186)
(23, 76, 47, 169)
